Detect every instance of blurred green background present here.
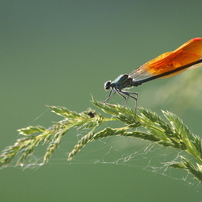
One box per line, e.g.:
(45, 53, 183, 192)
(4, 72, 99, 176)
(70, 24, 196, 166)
(1, 1, 202, 201)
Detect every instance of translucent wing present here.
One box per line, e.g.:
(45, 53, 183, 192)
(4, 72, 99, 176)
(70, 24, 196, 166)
(129, 38, 202, 81)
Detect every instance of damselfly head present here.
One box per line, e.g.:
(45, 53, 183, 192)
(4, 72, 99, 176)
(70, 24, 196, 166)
(104, 80, 112, 90)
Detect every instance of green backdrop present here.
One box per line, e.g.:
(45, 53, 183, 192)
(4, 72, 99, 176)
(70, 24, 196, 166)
(1, 1, 202, 201)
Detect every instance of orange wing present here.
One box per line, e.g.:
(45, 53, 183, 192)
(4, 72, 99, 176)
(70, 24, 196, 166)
(130, 38, 202, 80)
